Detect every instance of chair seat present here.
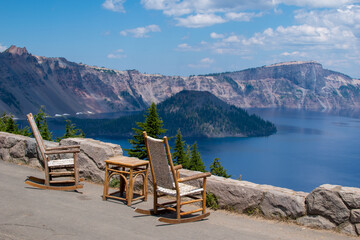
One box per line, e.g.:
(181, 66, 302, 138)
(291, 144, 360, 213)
(157, 183, 204, 197)
(48, 158, 74, 167)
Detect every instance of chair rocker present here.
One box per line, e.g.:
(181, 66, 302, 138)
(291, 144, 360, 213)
(24, 113, 83, 191)
(135, 131, 211, 224)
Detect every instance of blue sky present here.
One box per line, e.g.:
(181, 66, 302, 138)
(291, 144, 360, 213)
(1, 0, 359, 78)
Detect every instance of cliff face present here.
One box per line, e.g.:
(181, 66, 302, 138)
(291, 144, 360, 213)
(1, 46, 360, 116)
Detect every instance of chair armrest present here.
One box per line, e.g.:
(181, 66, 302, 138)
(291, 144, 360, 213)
(174, 164, 182, 170)
(45, 149, 80, 155)
(178, 172, 211, 183)
(46, 145, 80, 151)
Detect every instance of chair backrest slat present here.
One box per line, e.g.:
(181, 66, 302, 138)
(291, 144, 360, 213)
(145, 135, 174, 189)
(26, 113, 46, 157)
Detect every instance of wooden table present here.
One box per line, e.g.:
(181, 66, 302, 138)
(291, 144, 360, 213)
(102, 156, 149, 206)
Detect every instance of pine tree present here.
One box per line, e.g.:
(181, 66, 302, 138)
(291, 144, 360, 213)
(189, 142, 206, 172)
(210, 158, 231, 178)
(56, 119, 85, 142)
(183, 144, 191, 169)
(5, 115, 16, 133)
(34, 106, 53, 141)
(172, 129, 186, 165)
(126, 103, 166, 159)
(0, 112, 30, 136)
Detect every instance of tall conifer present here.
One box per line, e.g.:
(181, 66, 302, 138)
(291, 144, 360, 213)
(173, 129, 186, 165)
(34, 106, 52, 141)
(126, 103, 166, 159)
(210, 158, 231, 178)
(189, 142, 206, 172)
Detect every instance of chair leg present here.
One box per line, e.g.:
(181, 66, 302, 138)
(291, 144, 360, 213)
(153, 191, 158, 214)
(176, 196, 181, 220)
(202, 177, 207, 214)
(102, 164, 109, 200)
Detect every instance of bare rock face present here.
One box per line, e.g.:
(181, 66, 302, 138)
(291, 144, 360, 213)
(260, 189, 306, 219)
(306, 184, 350, 225)
(296, 215, 336, 230)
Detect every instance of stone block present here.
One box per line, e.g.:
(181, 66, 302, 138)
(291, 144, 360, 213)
(306, 184, 350, 225)
(339, 222, 357, 236)
(61, 138, 123, 183)
(351, 209, 360, 223)
(206, 175, 264, 212)
(339, 186, 360, 209)
(297, 215, 336, 230)
(260, 189, 306, 219)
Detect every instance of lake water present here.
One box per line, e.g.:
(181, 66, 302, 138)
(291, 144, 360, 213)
(94, 109, 360, 193)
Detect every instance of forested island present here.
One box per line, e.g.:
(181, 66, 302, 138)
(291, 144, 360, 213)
(71, 90, 277, 138)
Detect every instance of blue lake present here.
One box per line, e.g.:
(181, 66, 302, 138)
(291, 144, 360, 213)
(94, 109, 360, 193)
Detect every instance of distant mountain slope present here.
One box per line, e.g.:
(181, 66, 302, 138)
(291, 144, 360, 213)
(73, 90, 277, 138)
(1, 45, 360, 117)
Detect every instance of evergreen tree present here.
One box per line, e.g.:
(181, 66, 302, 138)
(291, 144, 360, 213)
(0, 112, 30, 136)
(183, 144, 191, 169)
(34, 106, 52, 141)
(5, 115, 16, 133)
(189, 142, 206, 172)
(210, 158, 231, 178)
(126, 103, 166, 159)
(172, 129, 186, 165)
(56, 119, 85, 142)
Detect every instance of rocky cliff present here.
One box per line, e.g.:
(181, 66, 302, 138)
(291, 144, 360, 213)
(1, 45, 360, 117)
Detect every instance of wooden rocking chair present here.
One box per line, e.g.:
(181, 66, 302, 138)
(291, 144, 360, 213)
(135, 131, 211, 224)
(24, 113, 83, 191)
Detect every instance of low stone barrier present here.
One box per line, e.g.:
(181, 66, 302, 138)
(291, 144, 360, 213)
(0, 132, 122, 182)
(0, 131, 359, 236)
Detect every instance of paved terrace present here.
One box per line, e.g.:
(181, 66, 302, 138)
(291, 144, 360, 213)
(0, 160, 356, 240)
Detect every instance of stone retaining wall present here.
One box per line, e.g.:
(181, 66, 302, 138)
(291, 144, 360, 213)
(0, 131, 359, 236)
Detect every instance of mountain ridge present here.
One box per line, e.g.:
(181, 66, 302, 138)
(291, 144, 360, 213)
(1, 45, 360, 117)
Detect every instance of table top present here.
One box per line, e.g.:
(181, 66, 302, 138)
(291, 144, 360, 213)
(105, 156, 149, 167)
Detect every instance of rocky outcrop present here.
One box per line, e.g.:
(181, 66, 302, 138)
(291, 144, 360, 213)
(1, 131, 360, 237)
(1, 46, 360, 117)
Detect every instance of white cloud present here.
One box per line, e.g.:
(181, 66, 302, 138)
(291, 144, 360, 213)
(102, 0, 126, 13)
(176, 43, 202, 51)
(294, 5, 360, 31)
(224, 35, 241, 43)
(176, 14, 226, 28)
(281, 51, 307, 57)
(188, 57, 215, 68)
(140, 0, 360, 29)
(200, 57, 214, 64)
(120, 24, 161, 38)
(140, 0, 275, 28)
(0, 43, 7, 52)
(225, 12, 262, 21)
(279, 0, 358, 8)
(107, 49, 126, 59)
(210, 32, 224, 39)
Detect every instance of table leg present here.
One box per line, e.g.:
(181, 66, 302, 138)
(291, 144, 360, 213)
(120, 167, 125, 197)
(127, 168, 134, 206)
